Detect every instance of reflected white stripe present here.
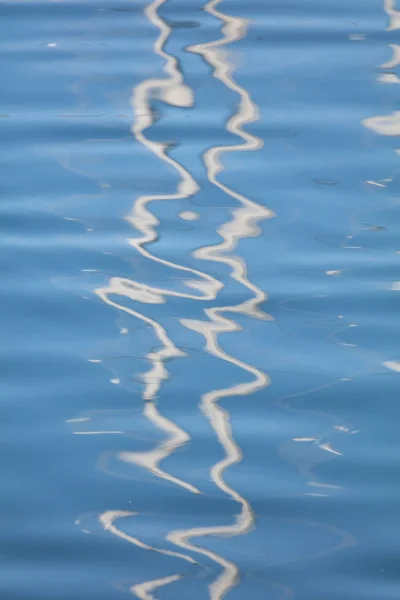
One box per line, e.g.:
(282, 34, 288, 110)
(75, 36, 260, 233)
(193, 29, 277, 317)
(131, 574, 182, 600)
(166, 2, 271, 599)
(384, 0, 400, 30)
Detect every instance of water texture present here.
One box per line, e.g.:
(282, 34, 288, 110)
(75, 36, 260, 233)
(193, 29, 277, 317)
(1, 0, 400, 598)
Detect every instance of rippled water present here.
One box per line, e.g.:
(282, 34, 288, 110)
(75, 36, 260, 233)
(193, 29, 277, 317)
(2, 0, 400, 598)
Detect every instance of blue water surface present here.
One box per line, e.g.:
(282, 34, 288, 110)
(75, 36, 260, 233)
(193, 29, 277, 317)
(1, 0, 400, 598)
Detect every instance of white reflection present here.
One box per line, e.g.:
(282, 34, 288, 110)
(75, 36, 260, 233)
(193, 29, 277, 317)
(131, 574, 181, 600)
(170, 313, 268, 600)
(365, 180, 387, 187)
(319, 442, 343, 456)
(384, 0, 400, 30)
(164, 1, 271, 599)
(378, 72, 400, 83)
(93, 0, 212, 596)
(125, 0, 223, 303)
(377, 1, 400, 89)
(383, 360, 400, 372)
(348, 33, 366, 41)
(188, 0, 274, 321)
(119, 400, 201, 495)
(95, 0, 272, 596)
(95, 510, 198, 599)
(179, 210, 200, 221)
(381, 43, 400, 68)
(99, 510, 197, 565)
(96, 280, 185, 401)
(363, 110, 400, 135)
(364, 0, 400, 383)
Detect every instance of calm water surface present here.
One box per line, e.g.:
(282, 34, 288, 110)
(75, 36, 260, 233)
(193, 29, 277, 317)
(2, 0, 400, 598)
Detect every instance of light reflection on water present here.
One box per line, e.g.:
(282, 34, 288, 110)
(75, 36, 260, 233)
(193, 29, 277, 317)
(3, 0, 400, 598)
(92, 0, 271, 596)
(62, 0, 395, 593)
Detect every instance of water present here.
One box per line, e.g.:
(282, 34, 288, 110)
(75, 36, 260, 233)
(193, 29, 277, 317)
(2, 0, 400, 598)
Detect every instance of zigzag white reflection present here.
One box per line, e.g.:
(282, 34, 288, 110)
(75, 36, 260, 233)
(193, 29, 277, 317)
(363, 3, 400, 134)
(94, 0, 213, 595)
(190, 2, 275, 320)
(131, 574, 181, 600)
(125, 0, 223, 303)
(96, 0, 271, 597)
(95, 0, 211, 499)
(99, 510, 193, 599)
(381, 1, 400, 86)
(165, 2, 272, 599)
(384, 0, 400, 30)
(363, 1, 400, 133)
(119, 400, 201, 495)
(94, 0, 212, 546)
(100, 510, 196, 565)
